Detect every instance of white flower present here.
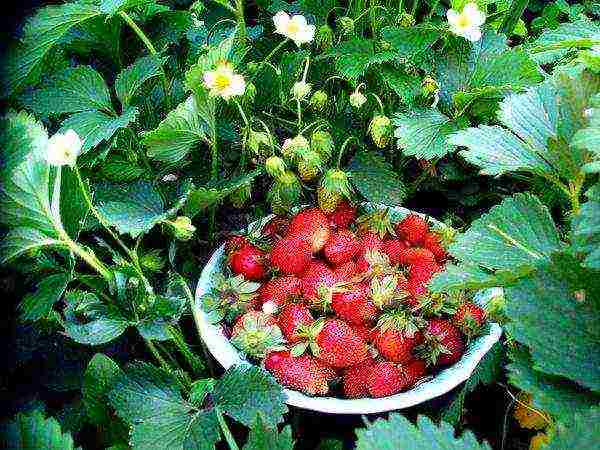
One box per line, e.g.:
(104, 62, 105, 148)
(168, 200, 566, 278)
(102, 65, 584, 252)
(447, 3, 486, 42)
(46, 130, 82, 167)
(203, 62, 245, 99)
(273, 11, 315, 46)
(262, 300, 278, 315)
(292, 81, 312, 100)
(349, 89, 367, 109)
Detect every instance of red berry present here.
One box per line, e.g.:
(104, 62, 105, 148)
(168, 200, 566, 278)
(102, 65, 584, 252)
(278, 303, 314, 343)
(300, 261, 338, 307)
(422, 319, 465, 366)
(324, 229, 360, 266)
(332, 283, 378, 326)
(288, 208, 331, 253)
(399, 247, 437, 266)
(225, 235, 249, 254)
(270, 235, 313, 275)
(327, 201, 357, 229)
(314, 319, 369, 369)
(403, 359, 427, 389)
(343, 362, 374, 398)
(453, 302, 486, 336)
(258, 275, 302, 309)
(333, 260, 358, 282)
(367, 362, 408, 398)
(422, 231, 448, 262)
(383, 239, 408, 264)
(262, 216, 290, 240)
(371, 328, 423, 364)
(396, 214, 429, 245)
(229, 243, 267, 280)
(264, 351, 336, 396)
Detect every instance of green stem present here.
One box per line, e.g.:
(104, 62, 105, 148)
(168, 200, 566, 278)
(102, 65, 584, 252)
(261, 39, 289, 66)
(63, 236, 112, 283)
(234, 0, 247, 43)
(411, 0, 419, 16)
(208, 121, 219, 245)
(425, 0, 440, 20)
(216, 409, 240, 450)
(337, 136, 358, 168)
(118, 11, 171, 110)
(168, 325, 206, 375)
(368, 93, 385, 114)
(296, 99, 303, 131)
(144, 338, 173, 373)
(498, 0, 529, 37)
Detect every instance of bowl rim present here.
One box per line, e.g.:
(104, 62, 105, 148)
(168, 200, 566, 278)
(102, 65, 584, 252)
(192, 205, 503, 414)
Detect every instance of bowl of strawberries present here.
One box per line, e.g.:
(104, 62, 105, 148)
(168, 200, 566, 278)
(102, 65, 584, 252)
(193, 203, 502, 414)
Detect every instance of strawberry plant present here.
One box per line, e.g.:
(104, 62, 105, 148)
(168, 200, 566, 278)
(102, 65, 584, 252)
(1, 0, 599, 449)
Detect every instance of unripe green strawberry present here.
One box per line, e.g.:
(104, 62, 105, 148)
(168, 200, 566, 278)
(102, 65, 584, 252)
(265, 155, 287, 179)
(318, 187, 341, 214)
(338, 16, 355, 35)
(396, 12, 415, 27)
(139, 249, 165, 272)
(296, 149, 323, 181)
(368, 115, 393, 148)
(292, 81, 312, 100)
(166, 216, 196, 241)
(310, 130, 334, 161)
(268, 171, 302, 213)
(230, 182, 251, 208)
(315, 24, 334, 50)
(309, 90, 328, 112)
(421, 76, 439, 98)
(281, 135, 309, 162)
(318, 168, 353, 213)
(350, 88, 367, 109)
(231, 311, 286, 358)
(247, 130, 272, 156)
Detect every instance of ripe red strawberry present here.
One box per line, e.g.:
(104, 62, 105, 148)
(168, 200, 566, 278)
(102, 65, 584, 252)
(371, 328, 423, 364)
(419, 318, 465, 367)
(333, 260, 358, 282)
(332, 283, 377, 326)
(304, 319, 369, 368)
(324, 229, 360, 266)
(270, 235, 312, 275)
(343, 360, 375, 398)
(327, 201, 356, 229)
(262, 216, 290, 240)
(300, 261, 339, 308)
(231, 311, 286, 358)
(359, 231, 384, 253)
(396, 214, 429, 245)
(264, 351, 336, 395)
(422, 231, 448, 262)
(367, 362, 408, 398)
(398, 247, 437, 266)
(258, 275, 302, 309)
(349, 323, 372, 343)
(288, 208, 331, 252)
(402, 359, 427, 389)
(229, 243, 267, 280)
(383, 239, 408, 264)
(278, 303, 314, 343)
(453, 302, 486, 337)
(406, 262, 442, 297)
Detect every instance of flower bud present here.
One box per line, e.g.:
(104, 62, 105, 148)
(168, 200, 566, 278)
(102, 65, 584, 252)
(421, 76, 439, 97)
(315, 24, 334, 50)
(338, 16, 355, 35)
(247, 130, 272, 155)
(309, 90, 328, 111)
(349, 89, 367, 109)
(397, 12, 415, 27)
(368, 115, 393, 148)
(281, 135, 309, 161)
(170, 216, 196, 241)
(265, 155, 287, 179)
(292, 81, 312, 100)
(310, 130, 334, 160)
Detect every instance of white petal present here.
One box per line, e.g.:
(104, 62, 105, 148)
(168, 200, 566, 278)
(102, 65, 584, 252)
(64, 129, 83, 153)
(464, 27, 482, 42)
(290, 15, 308, 28)
(229, 75, 246, 97)
(273, 11, 290, 34)
(464, 3, 486, 26)
(446, 9, 460, 27)
(203, 71, 215, 88)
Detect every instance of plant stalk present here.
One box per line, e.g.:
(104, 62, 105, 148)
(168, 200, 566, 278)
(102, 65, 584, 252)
(216, 409, 240, 450)
(234, 0, 247, 43)
(498, 0, 529, 37)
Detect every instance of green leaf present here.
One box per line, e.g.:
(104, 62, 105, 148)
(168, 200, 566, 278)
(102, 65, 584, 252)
(243, 415, 294, 450)
(527, 19, 600, 64)
(448, 193, 562, 271)
(21, 66, 113, 117)
(355, 413, 491, 450)
(393, 109, 461, 160)
(59, 107, 139, 153)
(20, 273, 70, 322)
(546, 406, 600, 449)
(0, 410, 77, 450)
(109, 361, 221, 450)
(326, 38, 397, 80)
(60, 168, 91, 238)
(83, 353, 123, 426)
(1, 0, 102, 97)
(381, 26, 441, 60)
(348, 149, 406, 206)
(63, 291, 129, 345)
(0, 228, 63, 264)
(100, 0, 157, 15)
(213, 364, 287, 428)
(571, 199, 600, 269)
(94, 180, 165, 237)
(507, 347, 600, 421)
(115, 55, 166, 106)
(100, 156, 145, 182)
(429, 263, 534, 293)
(379, 66, 421, 106)
(143, 95, 210, 164)
(505, 253, 600, 392)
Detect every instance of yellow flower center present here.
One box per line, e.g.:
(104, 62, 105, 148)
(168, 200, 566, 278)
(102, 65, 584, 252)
(287, 22, 300, 34)
(214, 72, 231, 90)
(457, 14, 471, 28)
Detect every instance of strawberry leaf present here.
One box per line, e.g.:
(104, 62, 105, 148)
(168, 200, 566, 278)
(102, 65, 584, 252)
(355, 413, 491, 450)
(348, 149, 406, 206)
(115, 55, 167, 107)
(83, 353, 123, 427)
(19, 273, 70, 322)
(545, 406, 600, 449)
(242, 415, 295, 450)
(0, 410, 77, 450)
(380, 25, 441, 60)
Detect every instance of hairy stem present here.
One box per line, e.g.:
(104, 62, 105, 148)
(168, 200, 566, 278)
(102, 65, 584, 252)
(234, 0, 247, 43)
(216, 409, 240, 450)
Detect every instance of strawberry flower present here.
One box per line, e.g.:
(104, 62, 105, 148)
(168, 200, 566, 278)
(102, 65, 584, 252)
(46, 129, 82, 167)
(273, 11, 315, 47)
(447, 3, 486, 43)
(203, 62, 246, 99)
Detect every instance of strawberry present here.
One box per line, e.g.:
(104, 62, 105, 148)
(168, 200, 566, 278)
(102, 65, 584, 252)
(382, 239, 408, 265)
(367, 362, 408, 398)
(225, 235, 249, 254)
(422, 231, 448, 262)
(359, 231, 384, 252)
(396, 214, 429, 245)
(343, 360, 375, 398)
(288, 208, 331, 252)
(406, 262, 442, 297)
(398, 247, 437, 266)
(349, 323, 373, 343)
(371, 328, 423, 364)
(262, 216, 290, 240)
(300, 261, 339, 308)
(327, 201, 356, 229)
(332, 283, 377, 326)
(230, 311, 286, 358)
(278, 303, 314, 343)
(453, 302, 486, 337)
(324, 229, 360, 266)
(333, 260, 358, 282)
(418, 318, 465, 367)
(270, 235, 313, 275)
(402, 359, 427, 389)
(264, 351, 336, 395)
(258, 275, 302, 309)
(229, 243, 267, 280)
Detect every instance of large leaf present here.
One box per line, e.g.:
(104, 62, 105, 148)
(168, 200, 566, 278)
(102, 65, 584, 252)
(325, 38, 397, 80)
(380, 26, 441, 60)
(348, 149, 406, 206)
(505, 253, 600, 392)
(213, 364, 287, 428)
(142, 95, 210, 164)
(507, 347, 600, 421)
(243, 416, 294, 450)
(393, 109, 461, 160)
(100, 0, 157, 15)
(546, 406, 600, 449)
(1, 0, 102, 97)
(572, 197, 600, 270)
(115, 55, 167, 107)
(20, 273, 70, 322)
(21, 66, 113, 117)
(59, 107, 139, 153)
(448, 193, 562, 271)
(63, 291, 129, 345)
(83, 353, 123, 426)
(527, 19, 600, 64)
(109, 361, 221, 450)
(0, 228, 63, 264)
(0, 410, 77, 450)
(94, 180, 165, 237)
(355, 414, 491, 450)
(429, 263, 534, 293)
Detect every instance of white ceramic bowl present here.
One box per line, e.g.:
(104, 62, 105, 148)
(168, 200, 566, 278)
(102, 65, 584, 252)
(192, 205, 503, 414)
